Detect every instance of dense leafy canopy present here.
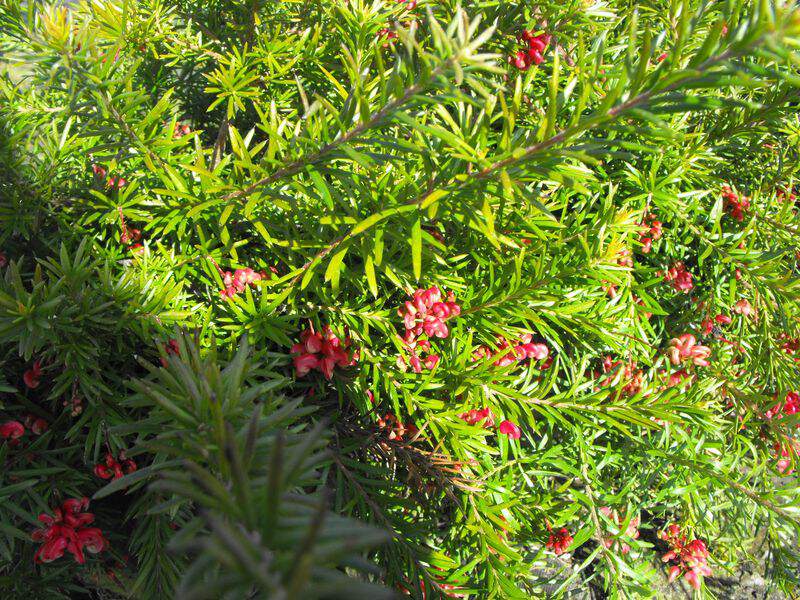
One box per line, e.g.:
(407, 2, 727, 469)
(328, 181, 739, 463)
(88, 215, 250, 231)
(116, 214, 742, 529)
(1, 0, 800, 597)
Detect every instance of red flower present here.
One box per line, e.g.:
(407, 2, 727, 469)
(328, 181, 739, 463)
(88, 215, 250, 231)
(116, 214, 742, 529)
(377, 413, 418, 441)
(510, 50, 528, 69)
(23, 414, 48, 435)
(546, 527, 573, 555)
(173, 123, 192, 138)
(766, 391, 800, 422)
(291, 325, 356, 379)
(91, 163, 107, 179)
(1, 420, 25, 443)
(397, 287, 460, 372)
(664, 368, 692, 388)
(23, 360, 42, 389)
(473, 333, 550, 370)
(159, 338, 180, 366)
(64, 393, 84, 417)
(219, 266, 267, 298)
(31, 498, 107, 564)
(658, 523, 712, 590)
(378, 27, 398, 46)
(777, 186, 797, 204)
(106, 176, 127, 189)
(774, 439, 798, 474)
(722, 184, 750, 221)
(0, 252, 7, 268)
(458, 407, 495, 428)
(597, 357, 645, 396)
(293, 353, 320, 377)
(701, 317, 714, 335)
(777, 333, 800, 360)
(94, 452, 137, 480)
(666, 334, 711, 367)
(784, 392, 800, 416)
(509, 30, 551, 70)
(498, 420, 521, 439)
(638, 212, 663, 254)
(733, 298, 755, 319)
(423, 354, 440, 370)
(662, 261, 693, 292)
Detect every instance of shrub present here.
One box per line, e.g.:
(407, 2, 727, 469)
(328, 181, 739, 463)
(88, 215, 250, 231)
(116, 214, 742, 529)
(1, 0, 800, 597)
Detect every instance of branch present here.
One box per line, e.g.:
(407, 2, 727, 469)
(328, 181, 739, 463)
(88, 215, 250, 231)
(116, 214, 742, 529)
(221, 58, 457, 204)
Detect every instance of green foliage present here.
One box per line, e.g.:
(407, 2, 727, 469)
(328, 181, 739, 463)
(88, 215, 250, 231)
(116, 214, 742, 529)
(1, 0, 800, 597)
(100, 333, 391, 599)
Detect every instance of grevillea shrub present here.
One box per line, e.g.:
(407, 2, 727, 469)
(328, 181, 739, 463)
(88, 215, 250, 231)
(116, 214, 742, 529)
(2, 0, 800, 597)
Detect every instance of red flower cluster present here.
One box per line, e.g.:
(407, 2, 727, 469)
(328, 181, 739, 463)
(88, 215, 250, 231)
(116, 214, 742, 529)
(666, 334, 711, 367)
(24, 414, 48, 434)
(64, 394, 84, 417)
(377, 28, 398, 45)
(458, 407, 494, 428)
(23, 360, 42, 389)
(639, 212, 663, 254)
(0, 251, 7, 267)
(774, 438, 798, 474)
(658, 524, 712, 590)
(701, 313, 731, 335)
(602, 280, 619, 298)
(397, 286, 460, 373)
(777, 333, 800, 360)
(662, 368, 693, 389)
(472, 333, 549, 368)
(92, 164, 127, 189)
(722, 184, 750, 221)
(107, 175, 127, 189)
(173, 122, 191, 138)
(545, 527, 573, 555)
(509, 29, 550, 70)
(291, 325, 357, 379)
(94, 452, 137, 480)
(616, 248, 633, 268)
(733, 298, 755, 319)
(599, 507, 640, 554)
(377, 0, 416, 45)
(1, 420, 25, 445)
(765, 391, 799, 422)
(597, 356, 644, 397)
(662, 261, 693, 292)
(160, 338, 180, 367)
(459, 408, 521, 439)
(377, 413, 418, 441)
(777, 186, 797, 204)
(31, 498, 107, 564)
(219, 267, 266, 298)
